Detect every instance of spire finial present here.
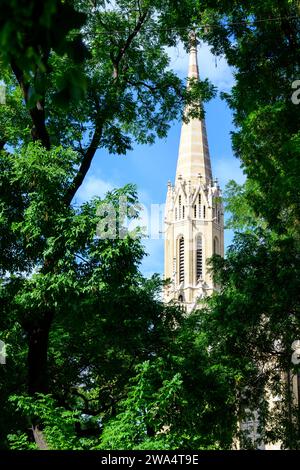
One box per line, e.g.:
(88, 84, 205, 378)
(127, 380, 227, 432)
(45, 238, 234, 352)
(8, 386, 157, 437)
(188, 32, 199, 79)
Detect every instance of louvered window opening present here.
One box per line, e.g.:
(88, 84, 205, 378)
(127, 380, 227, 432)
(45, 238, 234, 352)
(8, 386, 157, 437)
(179, 237, 184, 283)
(196, 237, 203, 280)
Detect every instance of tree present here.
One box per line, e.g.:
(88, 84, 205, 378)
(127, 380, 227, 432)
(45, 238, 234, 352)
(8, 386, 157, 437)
(2, 0, 299, 450)
(195, 0, 300, 234)
(191, 0, 300, 447)
(202, 222, 300, 448)
(1, 159, 237, 448)
(0, 0, 218, 449)
(97, 313, 237, 450)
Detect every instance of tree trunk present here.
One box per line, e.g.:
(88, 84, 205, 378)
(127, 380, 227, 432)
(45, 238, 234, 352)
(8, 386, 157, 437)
(26, 312, 54, 449)
(27, 312, 53, 395)
(32, 426, 49, 450)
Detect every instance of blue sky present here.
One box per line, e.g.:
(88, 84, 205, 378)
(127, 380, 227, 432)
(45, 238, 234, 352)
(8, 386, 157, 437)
(76, 42, 246, 277)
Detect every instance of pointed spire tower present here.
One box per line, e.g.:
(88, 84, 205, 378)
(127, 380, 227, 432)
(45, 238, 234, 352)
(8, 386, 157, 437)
(164, 36, 224, 311)
(175, 36, 212, 185)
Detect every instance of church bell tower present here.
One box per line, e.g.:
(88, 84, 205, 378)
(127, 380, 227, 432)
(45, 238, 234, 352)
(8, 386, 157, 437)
(164, 38, 224, 311)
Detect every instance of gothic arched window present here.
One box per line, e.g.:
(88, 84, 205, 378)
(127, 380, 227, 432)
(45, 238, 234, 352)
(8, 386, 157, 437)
(213, 236, 219, 255)
(212, 199, 216, 219)
(178, 236, 184, 283)
(198, 194, 202, 218)
(196, 235, 203, 281)
(178, 195, 182, 219)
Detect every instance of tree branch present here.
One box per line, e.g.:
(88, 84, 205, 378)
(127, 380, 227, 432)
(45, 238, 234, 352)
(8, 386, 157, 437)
(65, 10, 149, 205)
(127, 79, 157, 93)
(112, 9, 149, 79)
(70, 388, 126, 417)
(64, 123, 103, 205)
(11, 62, 50, 150)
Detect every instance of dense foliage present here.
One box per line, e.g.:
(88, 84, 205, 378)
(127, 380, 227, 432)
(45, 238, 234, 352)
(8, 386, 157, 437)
(193, 0, 300, 449)
(0, 0, 230, 450)
(0, 0, 299, 450)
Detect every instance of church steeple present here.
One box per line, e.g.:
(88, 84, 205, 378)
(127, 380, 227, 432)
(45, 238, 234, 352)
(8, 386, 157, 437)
(188, 35, 199, 79)
(164, 37, 224, 312)
(175, 38, 212, 185)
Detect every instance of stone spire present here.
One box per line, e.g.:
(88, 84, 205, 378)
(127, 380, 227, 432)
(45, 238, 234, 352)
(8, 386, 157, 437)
(164, 35, 223, 312)
(175, 37, 212, 184)
(187, 34, 199, 79)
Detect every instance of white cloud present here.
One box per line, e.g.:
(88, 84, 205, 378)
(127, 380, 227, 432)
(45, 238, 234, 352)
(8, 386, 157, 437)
(213, 156, 246, 189)
(167, 41, 235, 92)
(75, 175, 114, 204)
